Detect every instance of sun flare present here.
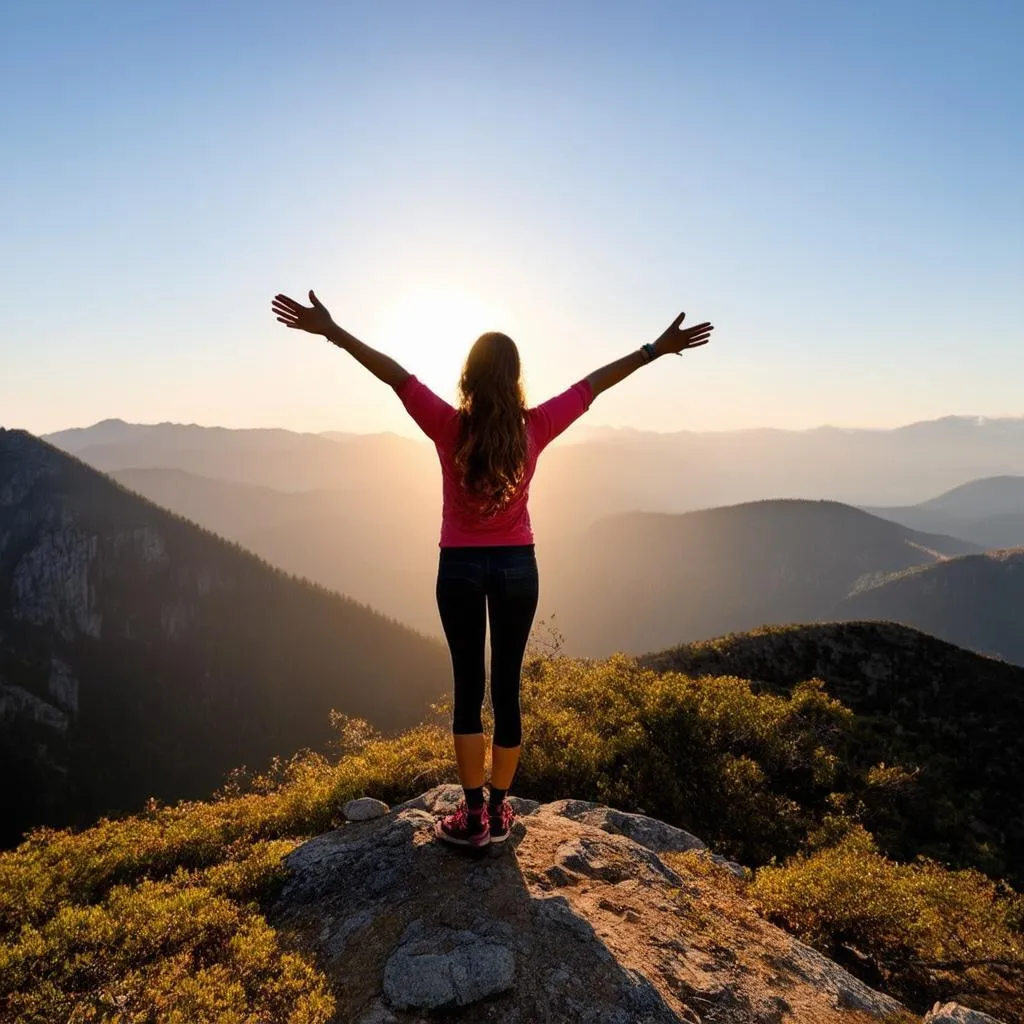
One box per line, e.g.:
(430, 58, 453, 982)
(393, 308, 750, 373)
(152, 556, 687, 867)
(376, 287, 507, 373)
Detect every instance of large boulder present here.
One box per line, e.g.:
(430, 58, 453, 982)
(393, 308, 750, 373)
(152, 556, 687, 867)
(270, 785, 911, 1022)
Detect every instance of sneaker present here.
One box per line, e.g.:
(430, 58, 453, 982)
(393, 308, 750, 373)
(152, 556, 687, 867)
(487, 799, 516, 844)
(434, 801, 490, 848)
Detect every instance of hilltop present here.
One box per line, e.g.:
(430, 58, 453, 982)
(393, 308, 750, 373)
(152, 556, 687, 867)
(642, 621, 1024, 880)
(0, 429, 451, 846)
(834, 551, 1024, 665)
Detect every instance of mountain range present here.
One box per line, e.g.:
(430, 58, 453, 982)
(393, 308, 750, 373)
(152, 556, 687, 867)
(865, 475, 1024, 549)
(38, 418, 1024, 662)
(8, 413, 1024, 843)
(544, 500, 980, 656)
(44, 412, 1024, 510)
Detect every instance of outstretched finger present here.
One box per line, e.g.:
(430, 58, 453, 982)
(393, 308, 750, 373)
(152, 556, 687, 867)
(273, 294, 304, 312)
(272, 301, 301, 319)
(671, 311, 687, 329)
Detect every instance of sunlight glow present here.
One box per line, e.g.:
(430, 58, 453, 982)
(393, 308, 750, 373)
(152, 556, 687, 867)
(375, 286, 508, 377)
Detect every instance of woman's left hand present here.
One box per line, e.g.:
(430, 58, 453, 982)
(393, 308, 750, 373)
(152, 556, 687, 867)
(271, 290, 336, 337)
(654, 312, 714, 356)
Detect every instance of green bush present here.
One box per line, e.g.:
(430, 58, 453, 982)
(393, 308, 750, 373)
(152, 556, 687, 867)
(517, 655, 852, 864)
(1, 878, 334, 1023)
(750, 829, 1024, 1018)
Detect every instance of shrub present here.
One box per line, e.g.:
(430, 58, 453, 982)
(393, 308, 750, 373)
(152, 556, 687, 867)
(517, 656, 853, 864)
(0, 878, 334, 1023)
(750, 830, 1024, 1018)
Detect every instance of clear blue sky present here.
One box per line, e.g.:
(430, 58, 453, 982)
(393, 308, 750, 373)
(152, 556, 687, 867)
(2, 0, 1021, 436)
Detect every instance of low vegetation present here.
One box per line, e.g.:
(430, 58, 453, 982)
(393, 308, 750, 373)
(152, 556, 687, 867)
(751, 828, 1024, 1021)
(2, 651, 1021, 1021)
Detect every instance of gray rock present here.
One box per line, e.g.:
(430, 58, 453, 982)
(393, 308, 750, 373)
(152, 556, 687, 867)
(709, 852, 748, 879)
(393, 783, 464, 815)
(509, 795, 540, 815)
(554, 835, 683, 887)
(382, 923, 515, 1009)
(320, 907, 375, 957)
(354, 998, 398, 1023)
(540, 801, 708, 854)
(534, 895, 598, 942)
(344, 797, 391, 821)
(11, 528, 102, 639)
(540, 800, 752, 878)
(0, 684, 68, 732)
(924, 1003, 1007, 1024)
(782, 934, 906, 1016)
(47, 657, 79, 715)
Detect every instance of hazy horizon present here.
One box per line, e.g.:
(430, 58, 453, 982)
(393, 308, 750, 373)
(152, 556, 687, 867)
(23, 408, 1024, 443)
(2, 1, 1023, 438)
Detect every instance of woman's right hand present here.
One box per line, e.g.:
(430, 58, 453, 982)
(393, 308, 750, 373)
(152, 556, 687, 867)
(654, 313, 714, 356)
(271, 290, 337, 337)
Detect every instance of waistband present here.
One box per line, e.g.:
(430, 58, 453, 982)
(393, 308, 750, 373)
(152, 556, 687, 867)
(439, 544, 535, 555)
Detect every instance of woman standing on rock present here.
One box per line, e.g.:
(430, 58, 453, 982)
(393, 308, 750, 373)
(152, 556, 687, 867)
(272, 291, 713, 848)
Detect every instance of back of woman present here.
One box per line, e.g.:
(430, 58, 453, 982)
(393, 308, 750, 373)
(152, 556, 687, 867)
(396, 332, 593, 549)
(272, 289, 712, 848)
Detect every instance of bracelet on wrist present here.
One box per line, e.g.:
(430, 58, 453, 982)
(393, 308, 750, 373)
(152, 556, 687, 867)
(640, 342, 658, 363)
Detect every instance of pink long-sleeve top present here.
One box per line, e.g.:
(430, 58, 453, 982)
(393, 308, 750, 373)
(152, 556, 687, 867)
(397, 375, 593, 547)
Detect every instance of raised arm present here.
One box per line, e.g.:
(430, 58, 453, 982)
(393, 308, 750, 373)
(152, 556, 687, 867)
(271, 291, 411, 391)
(585, 313, 713, 399)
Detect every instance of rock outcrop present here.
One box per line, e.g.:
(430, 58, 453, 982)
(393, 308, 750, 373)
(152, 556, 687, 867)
(271, 785, 922, 1024)
(924, 1004, 1006, 1023)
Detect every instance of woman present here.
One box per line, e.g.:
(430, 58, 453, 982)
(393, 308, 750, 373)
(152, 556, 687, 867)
(272, 290, 713, 849)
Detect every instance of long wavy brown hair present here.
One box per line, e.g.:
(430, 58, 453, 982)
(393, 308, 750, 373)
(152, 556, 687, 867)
(454, 332, 528, 516)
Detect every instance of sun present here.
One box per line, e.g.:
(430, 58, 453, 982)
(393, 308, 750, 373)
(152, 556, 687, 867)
(376, 286, 506, 373)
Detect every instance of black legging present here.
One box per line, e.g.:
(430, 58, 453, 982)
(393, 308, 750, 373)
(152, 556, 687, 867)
(435, 544, 539, 748)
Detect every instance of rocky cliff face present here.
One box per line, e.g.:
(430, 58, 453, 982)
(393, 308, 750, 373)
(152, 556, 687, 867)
(271, 785, 929, 1024)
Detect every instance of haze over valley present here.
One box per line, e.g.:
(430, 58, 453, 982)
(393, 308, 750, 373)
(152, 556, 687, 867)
(39, 415, 1024, 659)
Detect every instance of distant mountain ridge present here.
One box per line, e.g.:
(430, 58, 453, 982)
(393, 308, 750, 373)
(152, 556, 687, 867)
(0, 429, 451, 846)
(546, 500, 980, 657)
(916, 475, 1024, 515)
(836, 548, 1024, 664)
(44, 412, 1024, 507)
(866, 475, 1024, 550)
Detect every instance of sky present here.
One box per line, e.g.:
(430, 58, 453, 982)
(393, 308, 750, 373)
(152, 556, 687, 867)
(1, 0, 1022, 437)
